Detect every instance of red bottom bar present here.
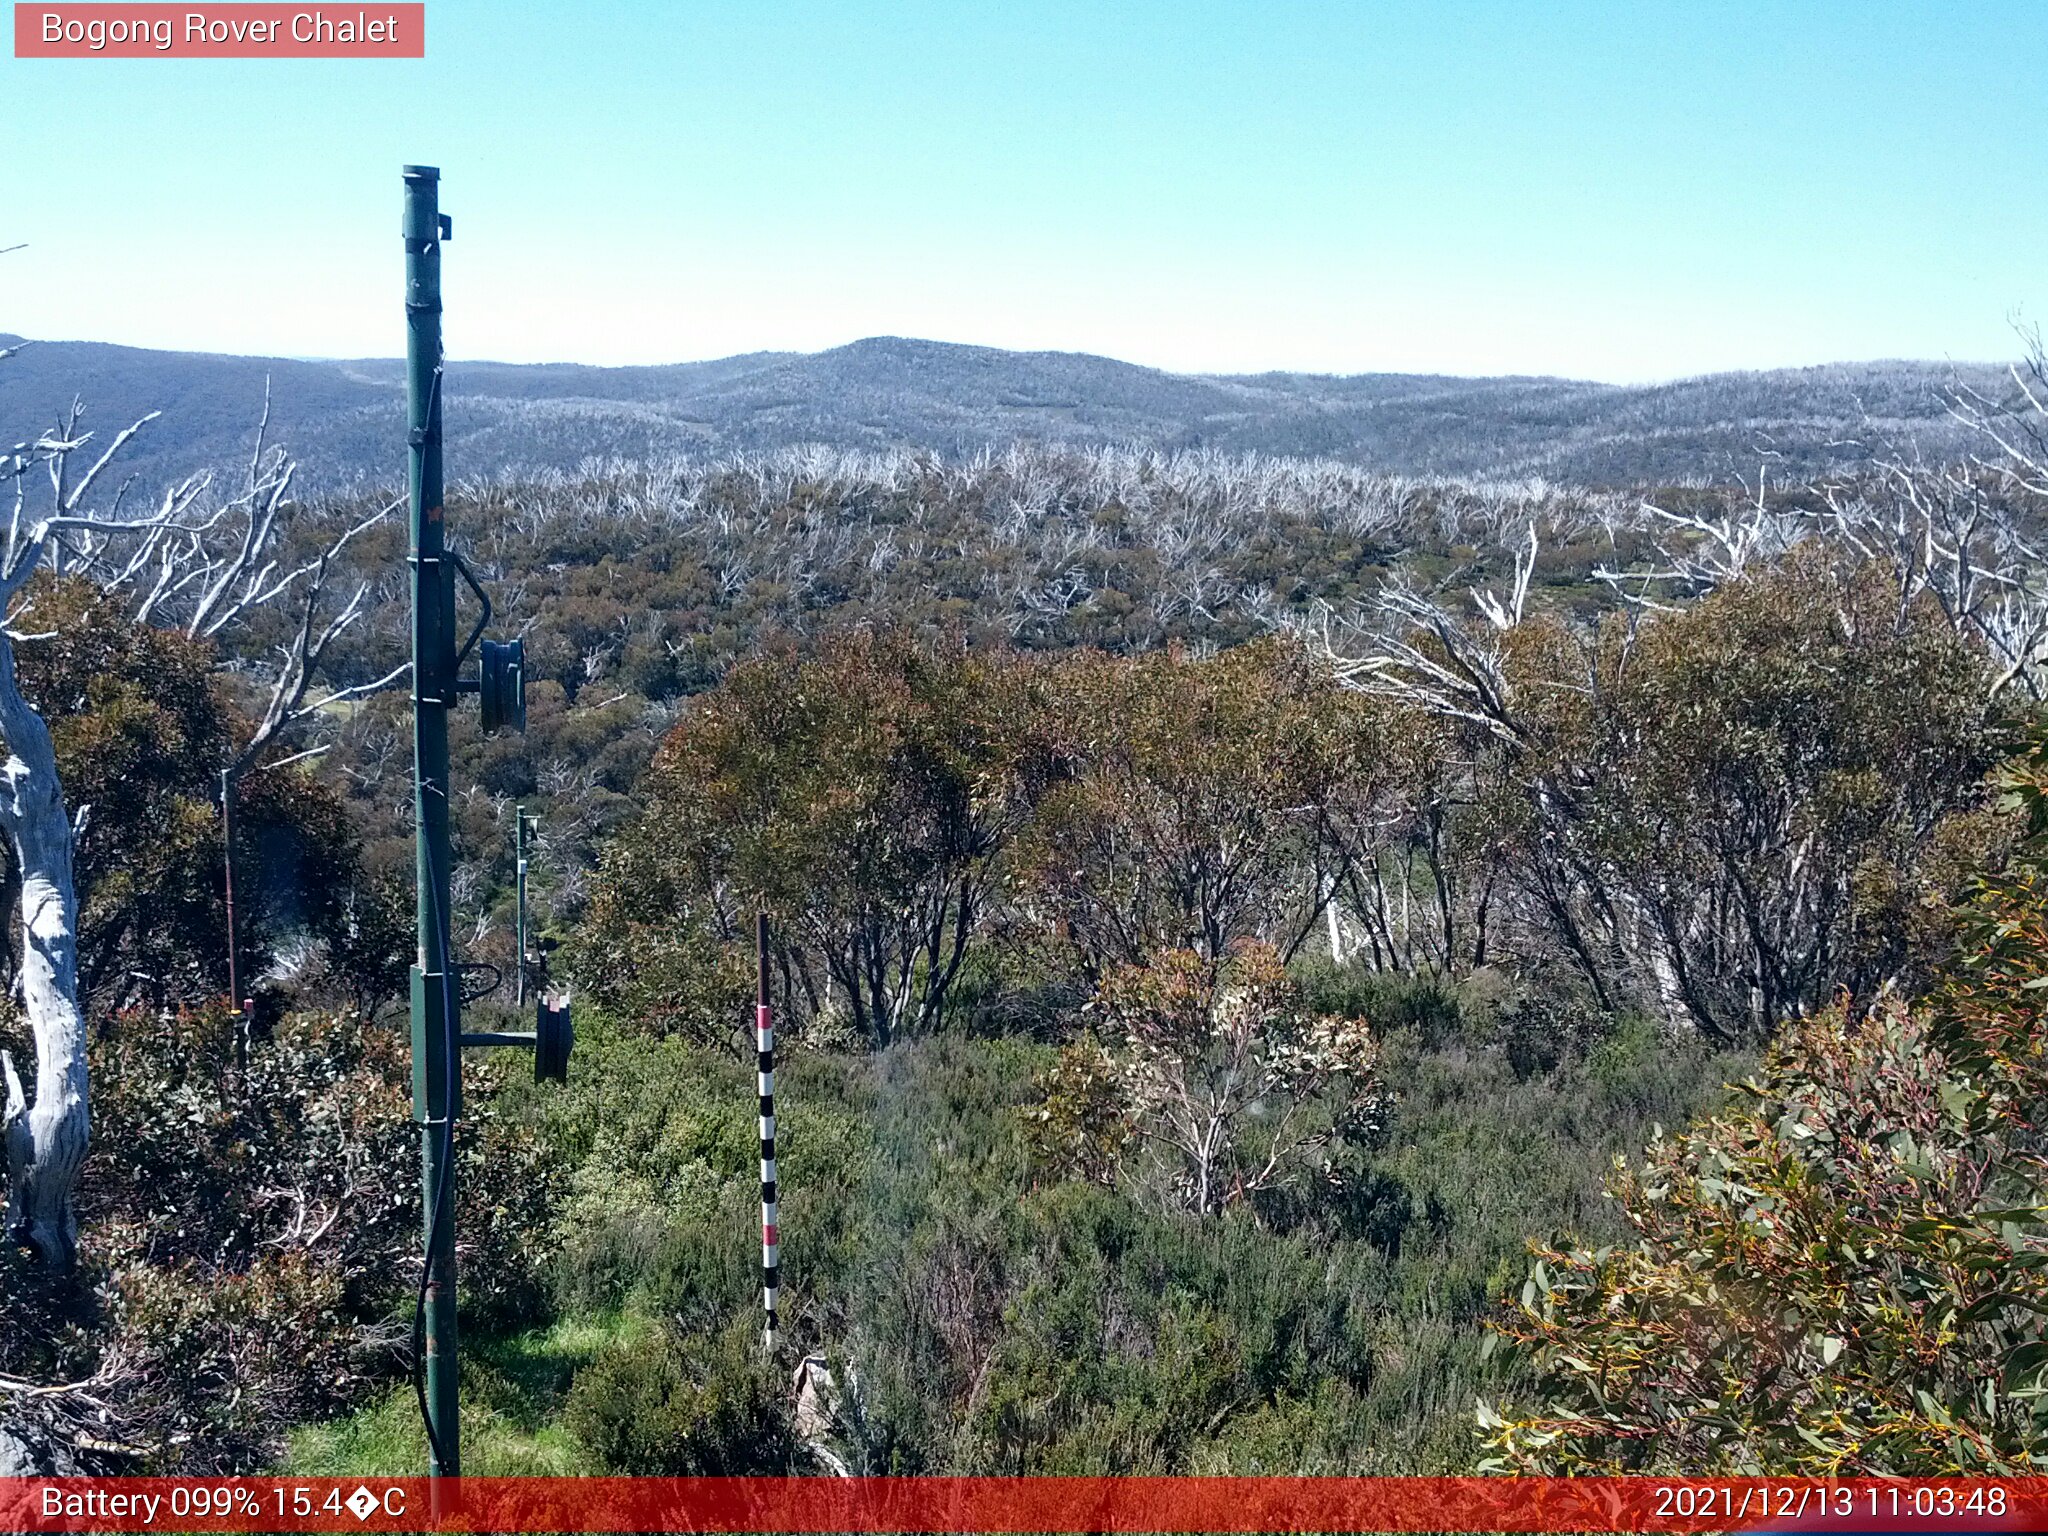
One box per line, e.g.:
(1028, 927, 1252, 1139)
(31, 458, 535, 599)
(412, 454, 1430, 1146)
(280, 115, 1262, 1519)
(3, 1476, 2045, 1533)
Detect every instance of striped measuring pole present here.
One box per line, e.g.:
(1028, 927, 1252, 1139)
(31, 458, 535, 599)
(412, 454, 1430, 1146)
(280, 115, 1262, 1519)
(756, 913, 778, 1354)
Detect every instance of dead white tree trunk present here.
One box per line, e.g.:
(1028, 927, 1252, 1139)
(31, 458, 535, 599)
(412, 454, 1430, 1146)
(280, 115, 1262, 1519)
(0, 629, 84, 1266)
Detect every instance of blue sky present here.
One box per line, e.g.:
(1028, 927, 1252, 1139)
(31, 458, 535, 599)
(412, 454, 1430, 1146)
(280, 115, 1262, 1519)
(1, 1, 2041, 380)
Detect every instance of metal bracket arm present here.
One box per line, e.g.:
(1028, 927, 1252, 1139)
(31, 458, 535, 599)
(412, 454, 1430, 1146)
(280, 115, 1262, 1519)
(449, 548, 493, 682)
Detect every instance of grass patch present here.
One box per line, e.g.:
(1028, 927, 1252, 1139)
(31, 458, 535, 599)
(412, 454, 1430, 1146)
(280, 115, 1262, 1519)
(281, 1312, 645, 1476)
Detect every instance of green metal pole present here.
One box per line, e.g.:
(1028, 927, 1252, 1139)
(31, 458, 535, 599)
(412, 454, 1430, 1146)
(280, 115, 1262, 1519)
(404, 163, 460, 1480)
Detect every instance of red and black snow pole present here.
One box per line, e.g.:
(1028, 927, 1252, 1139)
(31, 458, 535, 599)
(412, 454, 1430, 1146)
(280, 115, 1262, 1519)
(757, 911, 779, 1354)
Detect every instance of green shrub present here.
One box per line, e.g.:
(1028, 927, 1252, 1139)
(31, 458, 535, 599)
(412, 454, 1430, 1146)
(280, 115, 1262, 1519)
(1494, 982, 1612, 1079)
(1294, 963, 1466, 1046)
(51, 1004, 413, 1469)
(1481, 731, 2048, 1474)
(12, 1001, 566, 1471)
(564, 1318, 801, 1474)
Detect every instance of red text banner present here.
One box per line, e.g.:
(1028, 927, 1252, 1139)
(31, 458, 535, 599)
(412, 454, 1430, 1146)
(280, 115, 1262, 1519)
(1, 1476, 2044, 1532)
(14, 5, 424, 57)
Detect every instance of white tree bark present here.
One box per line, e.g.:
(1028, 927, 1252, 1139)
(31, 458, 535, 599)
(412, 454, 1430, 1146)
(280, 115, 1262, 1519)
(0, 629, 85, 1267)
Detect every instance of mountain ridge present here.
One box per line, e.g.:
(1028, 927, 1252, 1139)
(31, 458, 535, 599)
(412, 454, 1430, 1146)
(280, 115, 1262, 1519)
(0, 331, 2012, 492)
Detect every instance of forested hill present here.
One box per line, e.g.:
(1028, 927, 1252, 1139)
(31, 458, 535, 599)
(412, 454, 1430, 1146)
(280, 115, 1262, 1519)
(0, 331, 2011, 492)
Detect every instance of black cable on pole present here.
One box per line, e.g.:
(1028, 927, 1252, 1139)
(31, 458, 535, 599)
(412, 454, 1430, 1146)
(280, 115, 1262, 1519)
(412, 804, 458, 1475)
(757, 911, 778, 1354)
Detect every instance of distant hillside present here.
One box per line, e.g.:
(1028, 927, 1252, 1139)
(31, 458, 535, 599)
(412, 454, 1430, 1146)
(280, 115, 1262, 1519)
(0, 332, 2014, 494)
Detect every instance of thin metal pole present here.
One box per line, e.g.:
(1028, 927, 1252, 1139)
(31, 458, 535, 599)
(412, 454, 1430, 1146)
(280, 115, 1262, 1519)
(405, 162, 461, 1480)
(220, 768, 239, 1009)
(221, 767, 251, 1073)
(757, 912, 778, 1354)
(515, 806, 528, 1006)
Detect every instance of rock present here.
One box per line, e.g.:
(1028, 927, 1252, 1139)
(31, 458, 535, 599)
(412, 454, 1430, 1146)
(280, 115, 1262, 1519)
(0, 1421, 80, 1476)
(792, 1356, 851, 1477)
